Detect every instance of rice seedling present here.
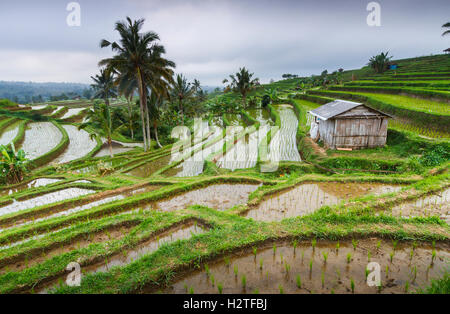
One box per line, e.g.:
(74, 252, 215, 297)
(292, 239, 298, 253)
(252, 247, 257, 257)
(205, 264, 210, 277)
(352, 239, 358, 250)
(386, 265, 389, 278)
(241, 275, 246, 289)
(412, 266, 417, 283)
(224, 257, 230, 266)
(312, 238, 317, 250)
(410, 249, 414, 260)
(390, 251, 395, 263)
(284, 262, 291, 274)
(367, 251, 371, 262)
(189, 287, 194, 294)
(432, 240, 436, 249)
(405, 281, 409, 293)
(280, 252, 283, 262)
(347, 253, 352, 264)
(431, 249, 436, 265)
(252, 289, 259, 294)
(296, 274, 302, 289)
(259, 259, 263, 270)
(309, 260, 313, 272)
(377, 284, 382, 293)
(350, 278, 355, 293)
(365, 267, 369, 279)
(336, 241, 340, 252)
(336, 269, 341, 280)
(321, 271, 325, 287)
(217, 283, 223, 294)
(322, 252, 328, 264)
(234, 265, 238, 277)
(392, 240, 398, 250)
(279, 285, 284, 294)
(210, 275, 215, 286)
(273, 244, 277, 255)
(412, 241, 418, 251)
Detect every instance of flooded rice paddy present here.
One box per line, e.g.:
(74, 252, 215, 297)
(127, 155, 171, 177)
(0, 178, 62, 197)
(152, 184, 260, 211)
(60, 108, 85, 120)
(217, 110, 273, 171)
(269, 105, 301, 162)
(161, 239, 449, 294)
(94, 142, 134, 157)
(8, 185, 161, 228)
(85, 221, 206, 274)
(20, 122, 62, 160)
(0, 122, 20, 146)
(0, 188, 95, 217)
(245, 182, 402, 221)
(391, 188, 450, 224)
(169, 125, 225, 177)
(52, 125, 97, 163)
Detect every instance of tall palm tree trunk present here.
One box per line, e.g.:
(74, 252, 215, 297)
(179, 98, 183, 122)
(154, 120, 162, 148)
(137, 69, 148, 151)
(127, 101, 134, 139)
(145, 103, 151, 150)
(108, 136, 114, 158)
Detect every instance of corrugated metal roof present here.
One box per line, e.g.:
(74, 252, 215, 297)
(308, 99, 391, 120)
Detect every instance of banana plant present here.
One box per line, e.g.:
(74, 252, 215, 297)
(0, 144, 28, 184)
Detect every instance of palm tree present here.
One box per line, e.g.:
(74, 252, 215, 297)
(171, 74, 194, 122)
(147, 92, 163, 148)
(192, 79, 201, 92)
(79, 103, 122, 158)
(223, 67, 259, 108)
(90, 69, 117, 106)
(442, 22, 450, 36)
(99, 17, 175, 151)
(368, 51, 392, 74)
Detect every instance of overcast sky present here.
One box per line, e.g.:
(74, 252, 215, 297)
(0, 0, 448, 85)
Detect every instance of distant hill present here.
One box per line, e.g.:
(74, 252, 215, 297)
(0, 81, 91, 104)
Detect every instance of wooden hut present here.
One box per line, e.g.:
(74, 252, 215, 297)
(308, 100, 392, 150)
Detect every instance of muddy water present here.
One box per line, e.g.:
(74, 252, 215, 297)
(152, 184, 260, 211)
(127, 155, 171, 177)
(0, 121, 20, 146)
(245, 183, 402, 222)
(60, 107, 85, 119)
(161, 239, 450, 294)
(20, 122, 62, 160)
(84, 222, 206, 274)
(269, 105, 301, 162)
(391, 188, 450, 224)
(0, 188, 95, 217)
(52, 125, 97, 163)
(0, 178, 62, 197)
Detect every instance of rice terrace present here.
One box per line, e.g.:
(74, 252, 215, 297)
(0, 0, 449, 299)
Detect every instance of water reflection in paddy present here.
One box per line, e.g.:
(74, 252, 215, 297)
(151, 184, 260, 211)
(391, 188, 449, 223)
(245, 182, 402, 221)
(161, 239, 449, 294)
(0, 188, 95, 217)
